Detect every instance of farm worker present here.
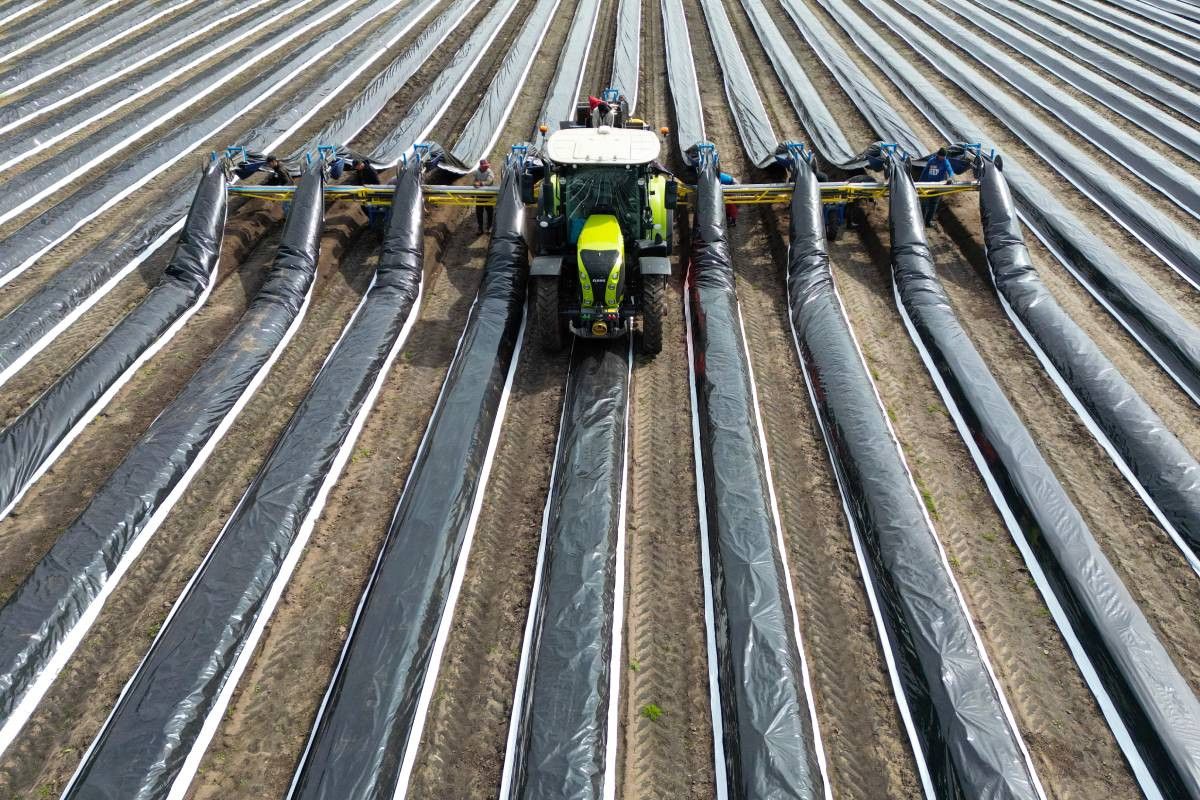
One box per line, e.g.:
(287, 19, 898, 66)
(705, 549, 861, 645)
(592, 101, 615, 128)
(718, 170, 739, 228)
(474, 158, 496, 235)
(918, 147, 955, 227)
(351, 158, 381, 185)
(263, 155, 291, 186)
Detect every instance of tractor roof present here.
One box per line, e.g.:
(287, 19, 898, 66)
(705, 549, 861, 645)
(545, 127, 661, 166)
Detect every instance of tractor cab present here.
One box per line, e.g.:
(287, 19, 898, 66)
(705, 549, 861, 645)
(529, 125, 677, 354)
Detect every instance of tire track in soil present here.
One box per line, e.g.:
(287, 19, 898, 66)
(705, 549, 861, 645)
(185, 211, 487, 799)
(679, 0, 925, 795)
(0, 203, 374, 799)
(617, 2, 714, 798)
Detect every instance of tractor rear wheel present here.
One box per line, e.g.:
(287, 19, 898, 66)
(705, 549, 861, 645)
(531, 275, 566, 352)
(639, 275, 666, 356)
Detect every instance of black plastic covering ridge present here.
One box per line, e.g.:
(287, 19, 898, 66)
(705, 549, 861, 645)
(735, 0, 862, 168)
(979, 159, 1200, 571)
(1056, 0, 1200, 59)
(853, 0, 1200, 285)
(443, 0, 562, 173)
(788, 159, 1041, 800)
(688, 151, 824, 799)
(967, 0, 1200, 124)
(886, 157, 1200, 799)
(0, 158, 227, 521)
(611, 0, 640, 110)
(65, 159, 424, 800)
(0, 0, 426, 379)
(695, 0, 777, 167)
(534, 0, 600, 143)
(1016, 0, 1200, 91)
(0, 162, 323, 764)
(368, 0, 522, 166)
(288, 161, 527, 800)
(505, 342, 628, 800)
(1128, 0, 1200, 23)
(0, 0, 95, 55)
(790, 0, 1200, 405)
(928, 0, 1200, 163)
(660, 0, 706, 160)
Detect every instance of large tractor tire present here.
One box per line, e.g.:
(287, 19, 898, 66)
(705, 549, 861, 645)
(531, 275, 566, 352)
(639, 275, 667, 355)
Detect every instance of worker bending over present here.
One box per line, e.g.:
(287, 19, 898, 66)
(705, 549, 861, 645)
(474, 158, 495, 235)
(918, 147, 955, 227)
(263, 155, 291, 186)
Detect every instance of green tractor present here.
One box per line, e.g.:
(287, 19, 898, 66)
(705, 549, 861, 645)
(527, 125, 677, 355)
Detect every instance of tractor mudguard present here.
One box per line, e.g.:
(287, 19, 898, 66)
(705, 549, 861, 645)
(638, 256, 672, 276)
(531, 255, 563, 276)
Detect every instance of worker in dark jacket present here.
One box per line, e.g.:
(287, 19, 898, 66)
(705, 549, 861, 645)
(263, 155, 291, 186)
(918, 147, 955, 227)
(351, 158, 381, 185)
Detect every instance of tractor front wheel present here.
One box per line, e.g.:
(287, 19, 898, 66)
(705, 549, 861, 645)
(531, 275, 566, 352)
(639, 275, 666, 356)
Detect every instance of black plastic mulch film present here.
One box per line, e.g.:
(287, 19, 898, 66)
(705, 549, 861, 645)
(969, 0, 1200, 122)
(689, 152, 823, 799)
(978, 160, 1200, 568)
(927, 0, 1200, 163)
(0, 0, 168, 93)
(1017, 0, 1200, 90)
(1059, 0, 1200, 58)
(788, 160, 1040, 800)
(659, 0, 705, 161)
(611, 0, 640, 110)
(444, 0, 561, 172)
(0, 162, 321, 779)
(887, 157, 1200, 798)
(851, 0, 1200, 286)
(0, 158, 227, 520)
(64, 156, 427, 798)
(534, 0, 600, 143)
(785, 0, 1200, 405)
(288, 159, 526, 800)
(1133, 0, 1200, 23)
(0, 0, 426, 375)
(694, 0, 777, 167)
(368, 0, 522, 166)
(0, 0, 89, 53)
(506, 342, 628, 800)
(0, 0, 282, 129)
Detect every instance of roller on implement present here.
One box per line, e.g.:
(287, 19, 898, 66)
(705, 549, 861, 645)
(525, 125, 677, 355)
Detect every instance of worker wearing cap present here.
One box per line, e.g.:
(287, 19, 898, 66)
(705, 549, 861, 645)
(918, 147, 955, 227)
(263, 155, 291, 186)
(474, 158, 495, 235)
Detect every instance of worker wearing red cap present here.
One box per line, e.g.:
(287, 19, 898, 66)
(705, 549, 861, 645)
(473, 158, 496, 235)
